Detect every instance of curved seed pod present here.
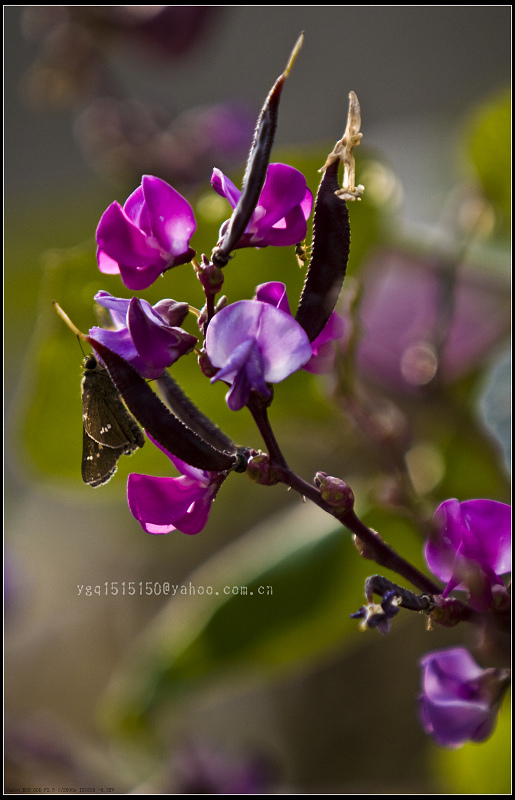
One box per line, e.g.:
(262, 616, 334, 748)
(87, 337, 237, 473)
(212, 33, 304, 268)
(156, 370, 236, 454)
(295, 159, 351, 342)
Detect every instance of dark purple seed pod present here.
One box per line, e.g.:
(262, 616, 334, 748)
(295, 159, 351, 342)
(212, 33, 303, 268)
(87, 337, 237, 472)
(156, 370, 236, 454)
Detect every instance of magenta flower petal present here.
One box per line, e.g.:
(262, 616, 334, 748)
(140, 175, 197, 258)
(425, 498, 511, 610)
(127, 297, 196, 377)
(254, 281, 291, 314)
(97, 202, 159, 268)
(97, 249, 123, 276)
(304, 312, 347, 374)
(96, 175, 196, 290)
(90, 291, 197, 379)
(88, 325, 149, 376)
(211, 163, 312, 250)
(127, 473, 214, 535)
(127, 433, 224, 536)
(419, 647, 508, 748)
(211, 168, 240, 209)
(251, 163, 311, 231)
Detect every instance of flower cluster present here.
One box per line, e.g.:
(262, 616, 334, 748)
(89, 158, 342, 532)
(69, 46, 510, 760)
(414, 498, 511, 747)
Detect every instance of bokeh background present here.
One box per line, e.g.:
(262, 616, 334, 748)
(5, 6, 511, 793)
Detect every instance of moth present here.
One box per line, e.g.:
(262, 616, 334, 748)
(81, 353, 145, 487)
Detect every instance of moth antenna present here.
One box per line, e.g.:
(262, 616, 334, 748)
(52, 300, 88, 341)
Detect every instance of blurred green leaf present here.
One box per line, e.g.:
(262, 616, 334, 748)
(100, 502, 374, 738)
(465, 89, 511, 230)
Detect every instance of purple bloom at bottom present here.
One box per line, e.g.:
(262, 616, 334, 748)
(127, 435, 225, 535)
(90, 291, 197, 380)
(419, 647, 509, 748)
(425, 498, 511, 611)
(205, 298, 312, 411)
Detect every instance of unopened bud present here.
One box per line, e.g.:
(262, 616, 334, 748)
(198, 348, 218, 379)
(315, 472, 354, 510)
(194, 254, 225, 297)
(247, 451, 281, 485)
(429, 595, 463, 627)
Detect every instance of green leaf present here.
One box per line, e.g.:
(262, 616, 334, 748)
(100, 502, 371, 738)
(465, 89, 511, 228)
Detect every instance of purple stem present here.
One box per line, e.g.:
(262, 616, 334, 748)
(247, 394, 441, 596)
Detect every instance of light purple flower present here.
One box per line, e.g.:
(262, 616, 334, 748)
(419, 647, 509, 748)
(89, 291, 197, 380)
(96, 175, 196, 290)
(426, 498, 511, 611)
(205, 299, 312, 411)
(127, 435, 225, 535)
(255, 281, 346, 373)
(211, 163, 313, 249)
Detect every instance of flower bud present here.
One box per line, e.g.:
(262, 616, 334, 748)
(195, 254, 225, 297)
(247, 451, 281, 485)
(315, 472, 354, 510)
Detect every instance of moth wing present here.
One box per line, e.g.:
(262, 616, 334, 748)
(82, 371, 144, 452)
(81, 428, 124, 488)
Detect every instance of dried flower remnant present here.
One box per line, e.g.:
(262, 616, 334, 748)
(321, 90, 364, 201)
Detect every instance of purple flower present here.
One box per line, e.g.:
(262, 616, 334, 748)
(89, 291, 197, 380)
(254, 281, 346, 373)
(425, 498, 511, 610)
(96, 175, 196, 290)
(205, 299, 312, 411)
(127, 435, 225, 535)
(419, 647, 510, 748)
(211, 163, 313, 249)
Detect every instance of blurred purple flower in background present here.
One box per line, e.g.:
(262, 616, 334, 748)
(76, 100, 254, 188)
(171, 742, 277, 794)
(127, 435, 225, 536)
(89, 291, 197, 380)
(425, 498, 511, 611)
(254, 281, 346, 374)
(205, 299, 312, 410)
(211, 163, 313, 249)
(349, 249, 510, 393)
(419, 647, 510, 748)
(96, 175, 196, 290)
